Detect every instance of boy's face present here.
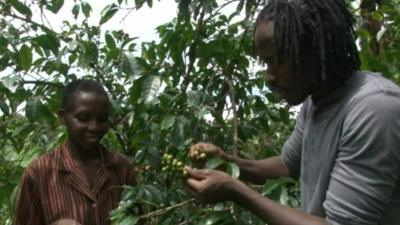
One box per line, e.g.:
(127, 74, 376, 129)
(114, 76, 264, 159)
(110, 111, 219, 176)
(254, 20, 314, 106)
(60, 91, 110, 151)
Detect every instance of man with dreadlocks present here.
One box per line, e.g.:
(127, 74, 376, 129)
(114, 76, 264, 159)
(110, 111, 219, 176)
(184, 0, 400, 224)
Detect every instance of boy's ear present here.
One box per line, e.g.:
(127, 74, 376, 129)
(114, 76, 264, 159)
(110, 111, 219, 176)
(58, 109, 66, 124)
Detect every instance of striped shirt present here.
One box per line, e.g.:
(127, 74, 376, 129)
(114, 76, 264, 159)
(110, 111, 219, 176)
(12, 142, 135, 225)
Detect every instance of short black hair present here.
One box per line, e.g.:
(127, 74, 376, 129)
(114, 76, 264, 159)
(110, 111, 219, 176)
(256, 0, 360, 85)
(61, 79, 109, 111)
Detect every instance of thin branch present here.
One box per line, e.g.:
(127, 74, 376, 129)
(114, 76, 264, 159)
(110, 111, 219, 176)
(360, 0, 382, 55)
(139, 199, 196, 219)
(224, 25, 251, 156)
(120, 6, 138, 22)
(225, 76, 239, 156)
(7, 13, 71, 42)
(19, 80, 63, 87)
(223, 0, 260, 155)
(40, 8, 54, 32)
(180, 6, 206, 93)
(207, 0, 238, 20)
(199, 65, 218, 106)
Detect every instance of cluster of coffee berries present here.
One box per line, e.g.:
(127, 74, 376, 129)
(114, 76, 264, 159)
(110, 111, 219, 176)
(193, 150, 207, 160)
(162, 153, 187, 177)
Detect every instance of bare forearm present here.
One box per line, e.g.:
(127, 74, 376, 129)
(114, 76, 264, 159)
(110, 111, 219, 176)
(221, 154, 289, 184)
(230, 181, 327, 225)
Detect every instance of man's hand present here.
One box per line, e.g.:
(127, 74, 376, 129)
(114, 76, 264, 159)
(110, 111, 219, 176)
(184, 166, 239, 203)
(184, 166, 328, 225)
(189, 142, 225, 168)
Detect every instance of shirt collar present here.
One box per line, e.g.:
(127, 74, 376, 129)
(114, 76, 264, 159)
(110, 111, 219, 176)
(311, 71, 367, 112)
(54, 142, 119, 171)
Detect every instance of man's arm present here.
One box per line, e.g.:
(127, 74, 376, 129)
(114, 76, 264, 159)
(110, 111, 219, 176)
(185, 168, 327, 225)
(221, 154, 290, 184)
(189, 143, 290, 184)
(189, 101, 307, 184)
(322, 93, 400, 225)
(232, 177, 327, 225)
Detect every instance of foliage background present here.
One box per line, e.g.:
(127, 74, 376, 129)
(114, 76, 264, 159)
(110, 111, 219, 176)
(0, 0, 399, 224)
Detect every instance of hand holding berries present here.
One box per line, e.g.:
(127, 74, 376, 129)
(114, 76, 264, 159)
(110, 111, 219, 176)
(189, 142, 225, 168)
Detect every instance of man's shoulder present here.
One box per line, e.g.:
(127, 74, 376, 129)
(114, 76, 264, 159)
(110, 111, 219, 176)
(341, 71, 400, 111)
(352, 71, 400, 98)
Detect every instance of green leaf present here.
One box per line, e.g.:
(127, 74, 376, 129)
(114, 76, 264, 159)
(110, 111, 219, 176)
(177, 0, 190, 19)
(81, 1, 92, 18)
(279, 107, 290, 124)
(245, 0, 256, 16)
(172, 116, 187, 147)
(142, 75, 161, 105)
(105, 33, 116, 50)
(10, 0, 32, 19)
(121, 54, 141, 76)
(0, 36, 9, 49)
(279, 188, 289, 205)
(119, 215, 139, 225)
(371, 11, 383, 21)
(200, 213, 233, 225)
(236, 0, 244, 13)
(142, 185, 162, 202)
(357, 28, 371, 39)
(47, 0, 64, 13)
(161, 115, 175, 130)
(187, 90, 202, 106)
(25, 98, 45, 122)
(0, 101, 9, 115)
(33, 33, 60, 55)
(146, 0, 153, 8)
(100, 4, 118, 25)
(79, 41, 98, 65)
(227, 162, 240, 178)
(72, 4, 80, 19)
(68, 53, 77, 64)
(379, 5, 396, 14)
(0, 56, 9, 72)
(18, 44, 32, 71)
(1, 75, 19, 92)
(205, 158, 225, 170)
(262, 177, 296, 196)
(194, 107, 210, 120)
(135, 0, 146, 9)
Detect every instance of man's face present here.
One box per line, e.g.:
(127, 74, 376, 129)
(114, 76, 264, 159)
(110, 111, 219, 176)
(60, 91, 110, 151)
(254, 20, 314, 106)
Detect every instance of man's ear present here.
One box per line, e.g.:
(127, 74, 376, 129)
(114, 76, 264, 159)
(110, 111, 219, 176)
(58, 109, 66, 124)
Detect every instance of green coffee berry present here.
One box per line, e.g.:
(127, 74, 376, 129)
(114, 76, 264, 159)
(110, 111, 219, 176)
(199, 152, 206, 159)
(161, 153, 188, 178)
(182, 169, 188, 176)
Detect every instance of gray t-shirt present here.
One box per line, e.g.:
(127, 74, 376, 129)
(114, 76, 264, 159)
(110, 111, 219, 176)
(281, 72, 400, 225)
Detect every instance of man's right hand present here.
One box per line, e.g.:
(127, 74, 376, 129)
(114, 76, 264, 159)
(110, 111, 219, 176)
(189, 142, 225, 168)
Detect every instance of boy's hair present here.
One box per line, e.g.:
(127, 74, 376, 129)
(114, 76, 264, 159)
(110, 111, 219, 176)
(61, 79, 109, 111)
(256, 0, 360, 85)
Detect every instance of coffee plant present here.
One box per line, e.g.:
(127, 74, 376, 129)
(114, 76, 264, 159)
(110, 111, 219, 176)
(1, 0, 399, 224)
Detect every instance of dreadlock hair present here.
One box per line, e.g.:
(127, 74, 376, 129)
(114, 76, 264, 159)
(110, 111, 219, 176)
(255, 0, 360, 85)
(61, 79, 109, 111)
